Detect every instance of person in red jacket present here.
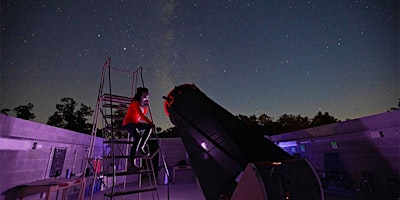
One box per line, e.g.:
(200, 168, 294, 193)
(123, 87, 155, 168)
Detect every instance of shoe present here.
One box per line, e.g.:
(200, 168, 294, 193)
(127, 163, 143, 172)
(135, 149, 149, 157)
(141, 148, 150, 155)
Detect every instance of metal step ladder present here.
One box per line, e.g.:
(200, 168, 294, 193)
(101, 139, 159, 199)
(86, 58, 159, 199)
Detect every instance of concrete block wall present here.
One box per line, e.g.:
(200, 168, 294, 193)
(0, 114, 195, 199)
(158, 138, 189, 167)
(1, 110, 398, 198)
(0, 114, 103, 199)
(157, 138, 195, 183)
(270, 110, 399, 198)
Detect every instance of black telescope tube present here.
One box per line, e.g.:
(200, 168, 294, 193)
(164, 84, 294, 199)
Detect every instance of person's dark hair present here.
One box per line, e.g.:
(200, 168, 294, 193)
(132, 87, 149, 101)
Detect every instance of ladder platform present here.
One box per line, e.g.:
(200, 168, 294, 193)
(103, 126, 126, 132)
(103, 186, 157, 197)
(101, 94, 132, 104)
(102, 169, 153, 177)
(102, 103, 129, 110)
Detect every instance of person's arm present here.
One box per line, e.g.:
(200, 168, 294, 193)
(134, 102, 154, 126)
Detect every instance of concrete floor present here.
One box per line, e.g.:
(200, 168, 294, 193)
(83, 180, 360, 200)
(85, 181, 204, 200)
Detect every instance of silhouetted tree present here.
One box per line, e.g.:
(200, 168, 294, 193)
(0, 104, 10, 115)
(158, 126, 179, 138)
(257, 114, 273, 126)
(388, 98, 400, 111)
(101, 107, 127, 139)
(276, 114, 310, 133)
(166, 111, 341, 137)
(13, 103, 36, 120)
(237, 112, 339, 135)
(256, 114, 280, 135)
(237, 114, 258, 127)
(47, 97, 93, 134)
(310, 111, 339, 127)
(1, 108, 10, 115)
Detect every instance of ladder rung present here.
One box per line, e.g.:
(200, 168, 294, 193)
(104, 140, 134, 144)
(102, 103, 129, 110)
(102, 93, 132, 100)
(102, 155, 130, 159)
(103, 186, 157, 197)
(101, 94, 132, 104)
(103, 127, 126, 132)
(102, 154, 152, 159)
(102, 169, 152, 176)
(104, 115, 124, 120)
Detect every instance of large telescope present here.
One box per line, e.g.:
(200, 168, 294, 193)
(164, 84, 323, 200)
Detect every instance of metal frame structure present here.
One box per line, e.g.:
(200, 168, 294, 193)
(85, 58, 159, 200)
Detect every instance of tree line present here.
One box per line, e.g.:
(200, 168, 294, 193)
(1, 97, 93, 134)
(1, 98, 399, 137)
(157, 111, 339, 137)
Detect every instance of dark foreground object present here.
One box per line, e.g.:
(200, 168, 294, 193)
(164, 84, 324, 200)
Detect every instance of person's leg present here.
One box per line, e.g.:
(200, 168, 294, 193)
(135, 123, 153, 155)
(123, 123, 141, 168)
(124, 124, 140, 154)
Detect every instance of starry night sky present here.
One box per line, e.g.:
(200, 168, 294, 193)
(1, 0, 399, 129)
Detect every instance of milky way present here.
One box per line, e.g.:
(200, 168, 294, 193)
(1, 0, 398, 129)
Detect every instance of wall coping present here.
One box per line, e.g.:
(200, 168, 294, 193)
(0, 114, 102, 147)
(270, 110, 400, 142)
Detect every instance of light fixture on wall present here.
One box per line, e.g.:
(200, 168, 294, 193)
(31, 142, 43, 150)
(32, 142, 38, 150)
(370, 131, 385, 138)
(379, 131, 384, 137)
(300, 144, 306, 152)
(277, 141, 297, 148)
(330, 141, 338, 149)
